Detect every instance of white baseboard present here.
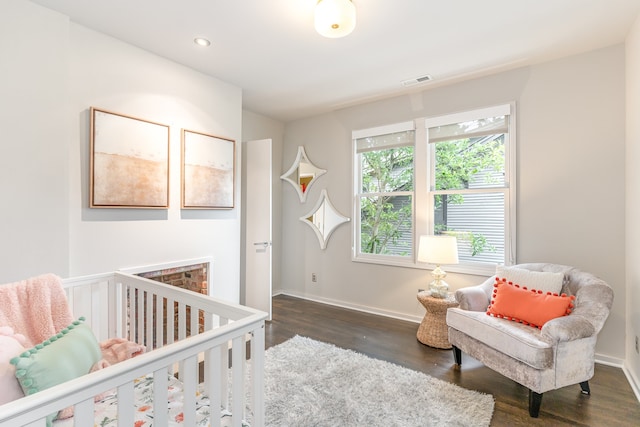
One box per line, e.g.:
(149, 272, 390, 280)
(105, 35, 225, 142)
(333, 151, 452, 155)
(277, 290, 423, 324)
(595, 353, 624, 367)
(623, 363, 640, 402)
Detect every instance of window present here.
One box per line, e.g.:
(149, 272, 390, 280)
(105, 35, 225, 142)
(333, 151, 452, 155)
(426, 105, 514, 268)
(353, 122, 415, 263)
(353, 104, 515, 274)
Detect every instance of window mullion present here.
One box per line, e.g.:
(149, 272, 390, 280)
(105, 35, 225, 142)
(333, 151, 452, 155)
(352, 139, 362, 257)
(414, 118, 429, 243)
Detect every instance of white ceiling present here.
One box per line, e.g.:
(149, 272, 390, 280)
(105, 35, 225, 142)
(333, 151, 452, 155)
(29, 0, 640, 122)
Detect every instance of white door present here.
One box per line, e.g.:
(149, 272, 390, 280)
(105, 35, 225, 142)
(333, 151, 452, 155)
(244, 139, 272, 319)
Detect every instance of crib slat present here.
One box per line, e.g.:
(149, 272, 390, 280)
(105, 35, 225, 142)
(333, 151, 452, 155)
(155, 295, 164, 349)
(232, 336, 245, 427)
(74, 398, 94, 425)
(128, 286, 136, 342)
(190, 306, 198, 336)
(178, 302, 187, 341)
(219, 317, 230, 412)
(116, 284, 130, 339)
(167, 298, 175, 344)
(167, 297, 176, 376)
(98, 281, 111, 340)
(205, 343, 223, 427)
(182, 355, 198, 426)
(117, 382, 135, 425)
(110, 277, 122, 338)
(137, 288, 144, 345)
(90, 281, 101, 338)
(153, 367, 169, 426)
(251, 326, 266, 427)
(146, 292, 153, 349)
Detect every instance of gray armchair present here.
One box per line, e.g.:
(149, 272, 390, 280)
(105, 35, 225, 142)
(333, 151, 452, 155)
(445, 263, 614, 417)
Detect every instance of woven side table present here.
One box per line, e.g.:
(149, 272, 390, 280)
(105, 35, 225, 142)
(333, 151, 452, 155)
(416, 291, 459, 349)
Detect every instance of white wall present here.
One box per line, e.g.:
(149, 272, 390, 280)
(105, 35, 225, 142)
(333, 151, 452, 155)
(67, 25, 243, 303)
(281, 45, 627, 361)
(0, 1, 244, 304)
(626, 14, 640, 391)
(0, 1, 70, 282)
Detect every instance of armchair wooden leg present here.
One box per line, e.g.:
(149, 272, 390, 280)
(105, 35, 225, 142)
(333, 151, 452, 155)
(452, 345, 462, 365)
(580, 381, 591, 395)
(528, 390, 543, 418)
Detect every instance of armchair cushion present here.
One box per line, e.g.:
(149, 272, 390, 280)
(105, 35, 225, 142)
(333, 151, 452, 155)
(446, 307, 555, 369)
(487, 278, 575, 329)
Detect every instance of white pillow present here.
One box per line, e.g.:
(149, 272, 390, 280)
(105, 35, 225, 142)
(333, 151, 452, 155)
(0, 334, 26, 405)
(495, 266, 564, 295)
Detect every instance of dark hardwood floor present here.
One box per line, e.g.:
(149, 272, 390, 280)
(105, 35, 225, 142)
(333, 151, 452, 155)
(265, 294, 640, 427)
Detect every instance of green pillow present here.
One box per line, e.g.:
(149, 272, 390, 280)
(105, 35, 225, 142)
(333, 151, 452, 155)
(10, 318, 101, 425)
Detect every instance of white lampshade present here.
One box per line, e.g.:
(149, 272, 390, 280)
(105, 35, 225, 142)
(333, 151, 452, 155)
(315, 0, 356, 38)
(417, 235, 459, 265)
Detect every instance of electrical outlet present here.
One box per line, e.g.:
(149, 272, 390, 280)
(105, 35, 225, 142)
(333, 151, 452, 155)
(636, 336, 639, 354)
(312, 273, 317, 283)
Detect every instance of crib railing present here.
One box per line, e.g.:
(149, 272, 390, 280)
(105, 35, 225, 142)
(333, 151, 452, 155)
(0, 272, 267, 427)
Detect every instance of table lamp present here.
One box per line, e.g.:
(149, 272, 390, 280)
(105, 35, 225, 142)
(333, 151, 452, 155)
(417, 235, 459, 298)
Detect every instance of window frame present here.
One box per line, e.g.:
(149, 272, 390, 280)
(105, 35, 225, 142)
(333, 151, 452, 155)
(352, 103, 516, 276)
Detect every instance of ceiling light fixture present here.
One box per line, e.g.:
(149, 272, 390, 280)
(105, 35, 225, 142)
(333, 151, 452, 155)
(315, 0, 356, 38)
(194, 37, 211, 47)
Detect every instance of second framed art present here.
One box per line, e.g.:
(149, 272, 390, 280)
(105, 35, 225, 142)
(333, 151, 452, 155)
(181, 129, 236, 209)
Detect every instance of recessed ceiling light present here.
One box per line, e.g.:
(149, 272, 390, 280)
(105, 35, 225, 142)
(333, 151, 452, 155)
(194, 37, 211, 47)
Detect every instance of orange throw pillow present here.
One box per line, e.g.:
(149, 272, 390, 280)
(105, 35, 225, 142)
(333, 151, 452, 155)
(486, 277, 575, 329)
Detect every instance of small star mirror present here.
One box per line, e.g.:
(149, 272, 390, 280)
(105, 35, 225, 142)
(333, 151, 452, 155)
(281, 146, 326, 202)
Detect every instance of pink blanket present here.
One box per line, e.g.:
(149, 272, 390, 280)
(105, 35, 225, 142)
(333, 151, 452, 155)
(0, 273, 73, 347)
(100, 337, 146, 365)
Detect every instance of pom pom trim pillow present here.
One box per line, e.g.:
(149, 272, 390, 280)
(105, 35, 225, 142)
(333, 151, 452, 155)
(486, 277, 575, 329)
(495, 265, 564, 295)
(10, 317, 101, 396)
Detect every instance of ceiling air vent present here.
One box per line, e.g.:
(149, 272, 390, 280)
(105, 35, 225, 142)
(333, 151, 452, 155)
(401, 74, 433, 87)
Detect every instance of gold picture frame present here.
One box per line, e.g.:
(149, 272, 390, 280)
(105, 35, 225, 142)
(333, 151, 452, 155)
(90, 107, 170, 209)
(181, 129, 235, 209)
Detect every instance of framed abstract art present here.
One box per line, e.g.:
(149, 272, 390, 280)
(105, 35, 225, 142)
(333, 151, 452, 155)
(90, 107, 170, 208)
(181, 129, 235, 209)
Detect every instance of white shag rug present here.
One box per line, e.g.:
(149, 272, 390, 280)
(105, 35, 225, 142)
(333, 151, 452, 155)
(263, 335, 494, 427)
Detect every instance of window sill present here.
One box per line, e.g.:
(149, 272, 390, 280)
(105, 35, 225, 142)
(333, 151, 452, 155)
(352, 254, 498, 276)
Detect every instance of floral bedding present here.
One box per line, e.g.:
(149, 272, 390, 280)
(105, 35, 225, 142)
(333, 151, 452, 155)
(53, 374, 250, 427)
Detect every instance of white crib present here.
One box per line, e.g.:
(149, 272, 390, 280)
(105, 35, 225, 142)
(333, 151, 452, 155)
(0, 271, 267, 427)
